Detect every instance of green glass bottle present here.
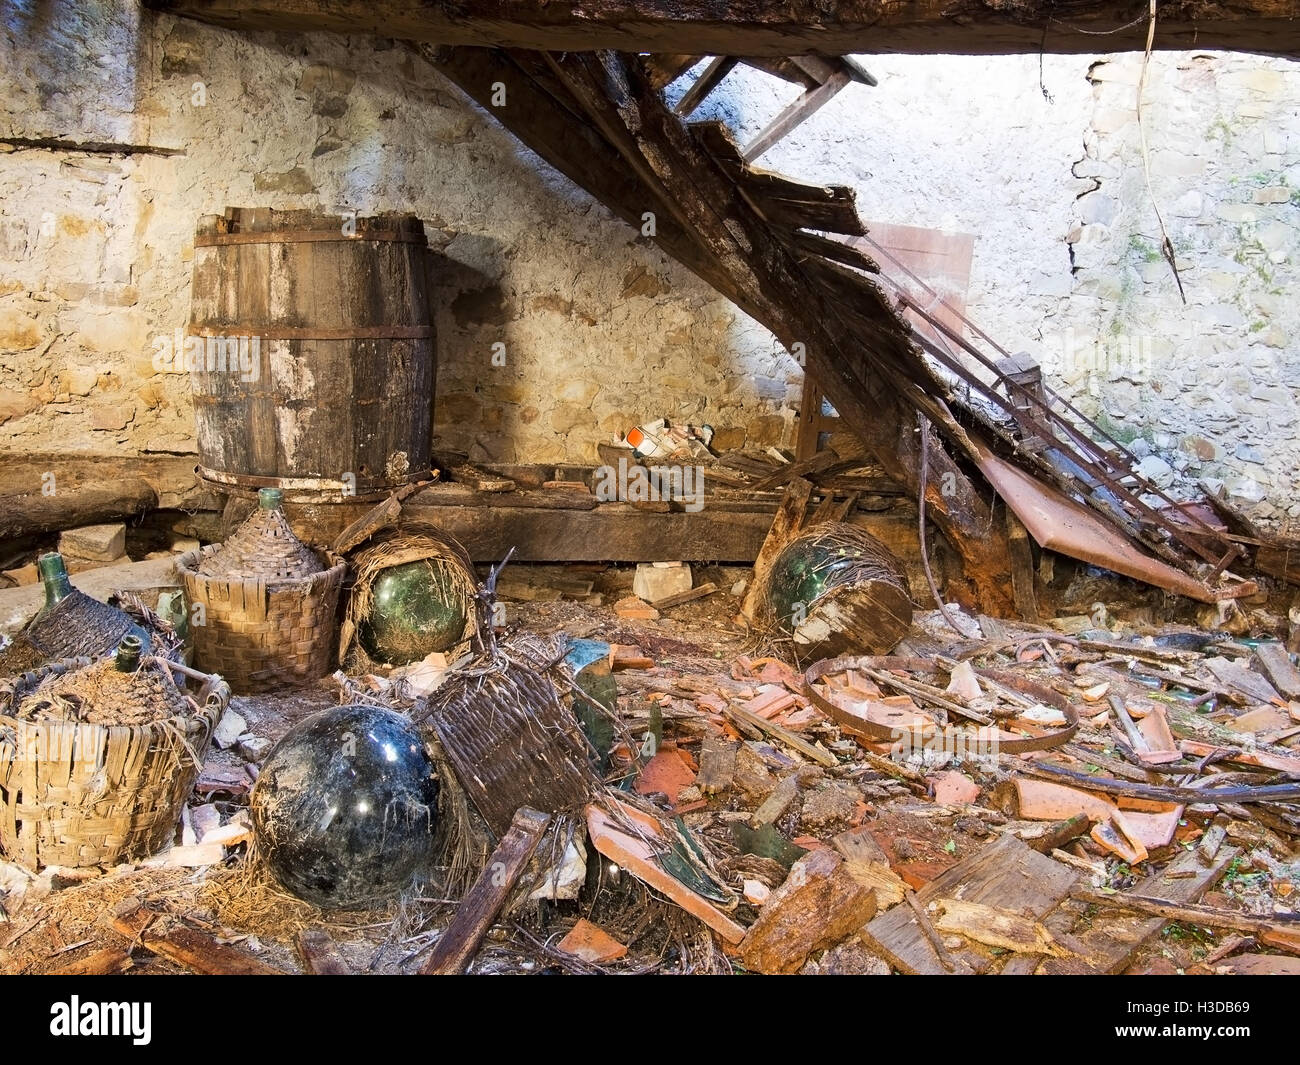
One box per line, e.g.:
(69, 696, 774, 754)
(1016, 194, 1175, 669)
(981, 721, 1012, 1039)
(27, 552, 152, 661)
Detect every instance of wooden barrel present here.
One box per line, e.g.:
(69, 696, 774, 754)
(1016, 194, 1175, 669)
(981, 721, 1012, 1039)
(187, 207, 434, 502)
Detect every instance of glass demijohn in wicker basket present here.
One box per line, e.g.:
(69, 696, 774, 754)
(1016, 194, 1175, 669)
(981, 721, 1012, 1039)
(0, 639, 228, 869)
(21, 552, 152, 662)
(177, 488, 346, 693)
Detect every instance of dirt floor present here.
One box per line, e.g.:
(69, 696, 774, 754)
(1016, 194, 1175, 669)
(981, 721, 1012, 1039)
(2, 562, 1298, 975)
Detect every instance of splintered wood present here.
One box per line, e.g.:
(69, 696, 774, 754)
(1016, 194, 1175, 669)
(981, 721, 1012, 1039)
(860, 835, 1078, 975)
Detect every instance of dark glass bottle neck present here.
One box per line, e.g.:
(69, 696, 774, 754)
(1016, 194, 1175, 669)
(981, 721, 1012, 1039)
(114, 635, 143, 673)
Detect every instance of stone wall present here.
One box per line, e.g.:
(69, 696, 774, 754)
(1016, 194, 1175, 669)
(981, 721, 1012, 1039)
(1, 3, 1297, 520)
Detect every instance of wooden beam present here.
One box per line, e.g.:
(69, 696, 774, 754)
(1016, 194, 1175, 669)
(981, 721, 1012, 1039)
(421, 807, 551, 975)
(672, 55, 737, 116)
(296, 929, 352, 974)
(0, 454, 217, 541)
(144, 0, 1300, 60)
(741, 69, 853, 162)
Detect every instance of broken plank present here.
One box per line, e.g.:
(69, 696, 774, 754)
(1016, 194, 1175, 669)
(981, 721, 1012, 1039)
(673, 55, 737, 116)
(296, 928, 352, 975)
(860, 834, 1077, 976)
(651, 581, 718, 610)
(1037, 846, 1240, 975)
(112, 912, 285, 975)
(1005, 510, 1040, 623)
(933, 898, 1071, 958)
(741, 69, 854, 164)
(740, 476, 812, 622)
(722, 697, 837, 767)
(1254, 642, 1300, 700)
(421, 807, 551, 975)
(697, 735, 738, 795)
(749, 448, 841, 491)
(1072, 889, 1300, 940)
(48, 948, 133, 976)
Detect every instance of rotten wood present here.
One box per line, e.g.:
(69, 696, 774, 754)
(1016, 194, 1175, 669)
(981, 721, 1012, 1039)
(722, 696, 837, 767)
(296, 928, 352, 974)
(739, 848, 877, 975)
(740, 476, 811, 622)
(112, 911, 285, 975)
(0, 454, 216, 540)
(421, 806, 552, 975)
(861, 834, 1077, 975)
(146, 0, 1300, 59)
(1074, 889, 1300, 940)
(48, 948, 133, 976)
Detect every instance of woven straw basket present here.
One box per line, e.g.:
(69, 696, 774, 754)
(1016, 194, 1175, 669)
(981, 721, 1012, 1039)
(177, 493, 345, 693)
(0, 659, 228, 869)
(178, 545, 345, 693)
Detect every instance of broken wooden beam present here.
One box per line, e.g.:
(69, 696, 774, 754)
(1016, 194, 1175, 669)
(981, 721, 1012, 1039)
(421, 807, 551, 975)
(1073, 889, 1300, 940)
(740, 476, 811, 622)
(48, 948, 134, 976)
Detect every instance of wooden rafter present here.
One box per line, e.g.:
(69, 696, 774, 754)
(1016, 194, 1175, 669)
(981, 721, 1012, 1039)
(147, 0, 1300, 60)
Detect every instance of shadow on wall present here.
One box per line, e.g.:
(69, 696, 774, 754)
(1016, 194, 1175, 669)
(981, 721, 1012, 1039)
(426, 234, 518, 463)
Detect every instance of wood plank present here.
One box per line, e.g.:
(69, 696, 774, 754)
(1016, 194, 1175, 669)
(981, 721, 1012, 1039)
(650, 581, 718, 610)
(1037, 846, 1239, 974)
(1255, 642, 1300, 700)
(722, 697, 837, 767)
(421, 807, 551, 975)
(672, 55, 737, 116)
(145, 0, 1300, 61)
(0, 454, 217, 540)
(280, 496, 924, 567)
(1006, 510, 1040, 623)
(741, 69, 853, 162)
(296, 928, 352, 974)
(859, 834, 1077, 975)
(48, 948, 133, 976)
(740, 476, 811, 622)
(112, 912, 286, 975)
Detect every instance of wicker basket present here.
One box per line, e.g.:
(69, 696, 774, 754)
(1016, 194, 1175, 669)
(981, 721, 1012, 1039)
(179, 546, 345, 693)
(178, 488, 345, 693)
(0, 658, 228, 869)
